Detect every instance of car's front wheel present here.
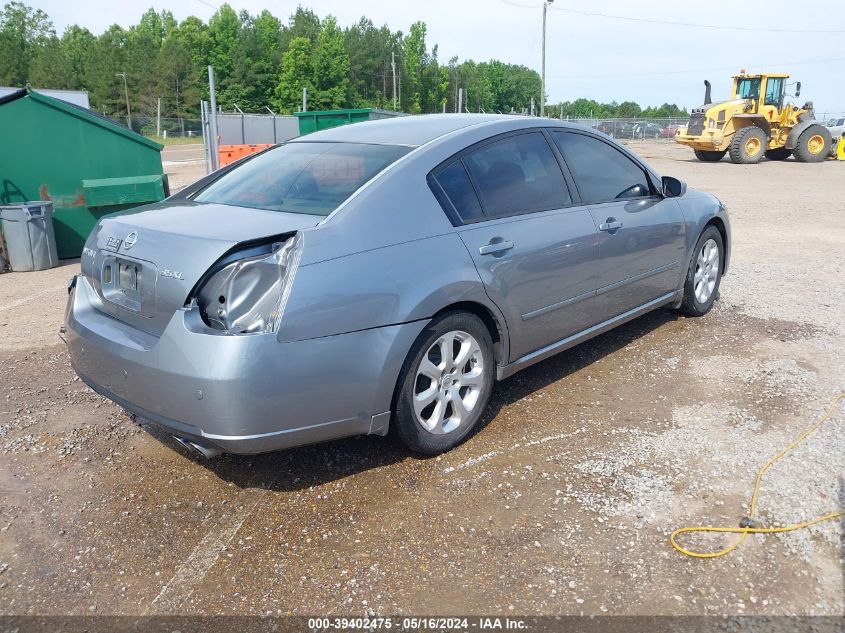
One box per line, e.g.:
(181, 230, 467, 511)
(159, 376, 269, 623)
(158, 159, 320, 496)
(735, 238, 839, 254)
(679, 226, 724, 317)
(393, 312, 495, 455)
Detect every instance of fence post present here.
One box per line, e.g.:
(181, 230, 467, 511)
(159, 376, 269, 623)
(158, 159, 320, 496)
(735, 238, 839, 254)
(207, 66, 220, 171)
(201, 100, 211, 175)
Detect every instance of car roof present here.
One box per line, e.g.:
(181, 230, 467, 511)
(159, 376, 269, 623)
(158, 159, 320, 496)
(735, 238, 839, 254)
(290, 113, 535, 148)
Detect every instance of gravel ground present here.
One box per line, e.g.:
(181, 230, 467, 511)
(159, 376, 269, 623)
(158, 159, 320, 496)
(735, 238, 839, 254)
(0, 141, 843, 617)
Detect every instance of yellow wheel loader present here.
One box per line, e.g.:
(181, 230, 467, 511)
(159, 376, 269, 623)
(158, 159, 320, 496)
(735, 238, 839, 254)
(675, 72, 832, 164)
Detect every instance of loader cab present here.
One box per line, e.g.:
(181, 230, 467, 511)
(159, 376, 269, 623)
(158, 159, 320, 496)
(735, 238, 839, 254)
(732, 73, 789, 115)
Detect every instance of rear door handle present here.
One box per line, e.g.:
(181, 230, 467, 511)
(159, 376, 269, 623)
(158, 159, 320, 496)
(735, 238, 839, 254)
(478, 240, 514, 255)
(599, 219, 623, 232)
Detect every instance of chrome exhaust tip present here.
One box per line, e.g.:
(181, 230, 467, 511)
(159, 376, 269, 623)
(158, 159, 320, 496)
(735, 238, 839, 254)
(173, 436, 222, 459)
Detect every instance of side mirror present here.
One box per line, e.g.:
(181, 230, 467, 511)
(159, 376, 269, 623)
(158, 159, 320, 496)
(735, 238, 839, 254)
(795, 81, 801, 98)
(661, 176, 687, 198)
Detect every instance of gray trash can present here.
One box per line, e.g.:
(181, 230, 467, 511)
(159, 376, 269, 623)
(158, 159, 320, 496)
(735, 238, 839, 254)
(0, 201, 59, 272)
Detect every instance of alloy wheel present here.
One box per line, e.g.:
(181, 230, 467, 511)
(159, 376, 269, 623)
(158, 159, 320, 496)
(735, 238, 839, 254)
(693, 238, 719, 304)
(413, 330, 485, 434)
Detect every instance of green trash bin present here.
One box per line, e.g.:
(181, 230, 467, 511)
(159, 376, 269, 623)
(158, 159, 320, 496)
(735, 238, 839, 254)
(0, 201, 59, 271)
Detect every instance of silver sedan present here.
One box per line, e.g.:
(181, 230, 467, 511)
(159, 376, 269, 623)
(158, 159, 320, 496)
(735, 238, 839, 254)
(64, 114, 730, 457)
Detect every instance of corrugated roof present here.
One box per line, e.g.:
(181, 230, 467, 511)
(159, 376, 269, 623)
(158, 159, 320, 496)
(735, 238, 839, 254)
(0, 87, 162, 152)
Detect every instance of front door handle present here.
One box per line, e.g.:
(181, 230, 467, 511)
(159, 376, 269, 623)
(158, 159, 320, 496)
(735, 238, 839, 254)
(599, 219, 623, 232)
(478, 239, 514, 255)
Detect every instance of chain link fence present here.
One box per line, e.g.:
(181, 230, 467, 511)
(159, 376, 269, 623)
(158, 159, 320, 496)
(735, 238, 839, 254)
(108, 115, 203, 140)
(562, 113, 845, 142)
(122, 111, 845, 146)
(560, 117, 690, 141)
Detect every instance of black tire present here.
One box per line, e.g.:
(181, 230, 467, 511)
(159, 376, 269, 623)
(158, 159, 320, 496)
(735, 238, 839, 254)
(728, 127, 767, 164)
(764, 148, 792, 161)
(693, 149, 727, 162)
(393, 311, 495, 455)
(793, 125, 832, 163)
(679, 226, 724, 317)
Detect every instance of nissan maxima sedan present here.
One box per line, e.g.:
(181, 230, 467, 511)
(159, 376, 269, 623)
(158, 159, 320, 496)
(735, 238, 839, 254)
(64, 114, 729, 457)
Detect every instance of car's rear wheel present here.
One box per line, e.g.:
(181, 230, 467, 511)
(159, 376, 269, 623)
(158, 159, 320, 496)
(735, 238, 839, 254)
(679, 226, 723, 317)
(393, 312, 495, 455)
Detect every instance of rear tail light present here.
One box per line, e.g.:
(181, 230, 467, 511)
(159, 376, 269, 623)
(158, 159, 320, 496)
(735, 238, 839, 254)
(194, 233, 303, 334)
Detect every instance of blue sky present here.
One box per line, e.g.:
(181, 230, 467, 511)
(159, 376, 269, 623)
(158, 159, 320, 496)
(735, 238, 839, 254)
(32, 0, 845, 114)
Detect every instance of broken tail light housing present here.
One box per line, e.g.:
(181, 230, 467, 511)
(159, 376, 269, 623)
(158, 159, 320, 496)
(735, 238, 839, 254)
(194, 233, 303, 335)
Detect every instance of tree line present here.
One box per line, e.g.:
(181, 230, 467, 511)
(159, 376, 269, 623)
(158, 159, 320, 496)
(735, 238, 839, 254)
(0, 1, 688, 132)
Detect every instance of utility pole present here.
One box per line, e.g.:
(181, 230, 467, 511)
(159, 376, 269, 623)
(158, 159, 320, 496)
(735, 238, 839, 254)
(391, 51, 397, 112)
(302, 86, 307, 112)
(541, 0, 554, 117)
(458, 88, 463, 114)
(115, 72, 131, 130)
(156, 97, 161, 137)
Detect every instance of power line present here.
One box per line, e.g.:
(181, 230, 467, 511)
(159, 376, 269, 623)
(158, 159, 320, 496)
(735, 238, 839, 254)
(523, 9, 544, 66)
(194, 0, 218, 10)
(493, 0, 845, 34)
(495, 0, 536, 8)
(548, 5, 845, 34)
(547, 55, 845, 79)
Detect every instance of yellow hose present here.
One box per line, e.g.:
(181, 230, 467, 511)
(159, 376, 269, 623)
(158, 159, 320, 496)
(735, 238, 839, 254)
(670, 391, 845, 558)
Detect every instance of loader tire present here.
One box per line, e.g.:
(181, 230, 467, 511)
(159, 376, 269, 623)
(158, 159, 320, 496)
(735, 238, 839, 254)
(693, 149, 726, 162)
(729, 127, 766, 164)
(793, 125, 831, 163)
(764, 148, 792, 161)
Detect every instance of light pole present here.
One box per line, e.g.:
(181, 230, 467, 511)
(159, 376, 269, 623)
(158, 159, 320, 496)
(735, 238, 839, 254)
(541, 0, 553, 117)
(115, 72, 131, 130)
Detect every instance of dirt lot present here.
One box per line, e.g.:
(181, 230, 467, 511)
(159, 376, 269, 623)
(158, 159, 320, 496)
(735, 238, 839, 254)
(1, 141, 843, 617)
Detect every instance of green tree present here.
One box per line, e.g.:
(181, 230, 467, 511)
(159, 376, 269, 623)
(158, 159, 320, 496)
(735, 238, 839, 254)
(86, 24, 127, 117)
(344, 18, 400, 109)
(312, 16, 349, 109)
(274, 36, 313, 113)
(282, 6, 321, 47)
(0, 1, 54, 85)
(60, 25, 97, 89)
(28, 34, 69, 87)
(208, 4, 240, 81)
(617, 100, 641, 118)
(0, 2, 689, 125)
(402, 21, 427, 113)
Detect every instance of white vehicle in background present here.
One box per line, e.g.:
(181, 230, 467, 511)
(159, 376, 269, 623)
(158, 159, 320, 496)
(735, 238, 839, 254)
(826, 117, 845, 140)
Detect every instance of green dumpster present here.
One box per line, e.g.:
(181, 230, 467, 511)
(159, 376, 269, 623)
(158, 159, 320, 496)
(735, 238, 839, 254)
(0, 87, 166, 259)
(293, 108, 400, 136)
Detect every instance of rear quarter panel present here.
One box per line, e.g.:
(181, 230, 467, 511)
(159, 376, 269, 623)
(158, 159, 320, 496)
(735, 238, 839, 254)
(279, 232, 505, 344)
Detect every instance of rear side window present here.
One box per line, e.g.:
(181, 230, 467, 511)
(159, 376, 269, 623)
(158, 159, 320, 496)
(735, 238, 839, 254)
(463, 132, 571, 217)
(551, 131, 652, 203)
(433, 160, 484, 222)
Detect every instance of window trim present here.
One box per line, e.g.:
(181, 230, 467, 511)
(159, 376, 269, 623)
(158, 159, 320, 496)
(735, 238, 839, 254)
(548, 129, 661, 206)
(428, 129, 579, 226)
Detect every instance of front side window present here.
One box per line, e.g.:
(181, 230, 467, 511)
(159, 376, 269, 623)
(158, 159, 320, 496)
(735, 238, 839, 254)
(737, 77, 762, 100)
(551, 132, 651, 204)
(195, 142, 410, 215)
(764, 78, 784, 107)
(462, 132, 571, 217)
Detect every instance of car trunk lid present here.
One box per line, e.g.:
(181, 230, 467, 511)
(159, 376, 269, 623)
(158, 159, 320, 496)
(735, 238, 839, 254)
(81, 201, 321, 336)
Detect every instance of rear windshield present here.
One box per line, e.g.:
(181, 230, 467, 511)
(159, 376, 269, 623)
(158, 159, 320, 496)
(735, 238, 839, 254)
(194, 142, 411, 215)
